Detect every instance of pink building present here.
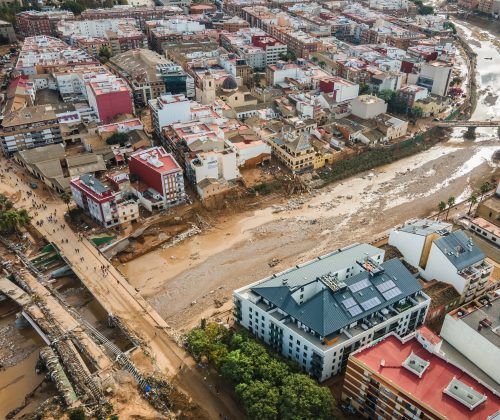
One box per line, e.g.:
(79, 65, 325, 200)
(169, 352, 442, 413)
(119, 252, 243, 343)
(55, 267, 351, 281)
(128, 146, 186, 211)
(86, 75, 134, 123)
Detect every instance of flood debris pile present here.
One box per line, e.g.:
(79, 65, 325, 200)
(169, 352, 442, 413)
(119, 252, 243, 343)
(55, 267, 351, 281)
(142, 375, 173, 414)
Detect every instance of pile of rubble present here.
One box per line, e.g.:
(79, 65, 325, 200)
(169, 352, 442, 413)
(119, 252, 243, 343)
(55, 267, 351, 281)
(271, 197, 308, 213)
(161, 225, 201, 250)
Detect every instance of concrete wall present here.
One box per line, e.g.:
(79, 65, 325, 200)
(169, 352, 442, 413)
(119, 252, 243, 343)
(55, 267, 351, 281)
(440, 314, 500, 384)
(422, 244, 466, 294)
(388, 230, 426, 268)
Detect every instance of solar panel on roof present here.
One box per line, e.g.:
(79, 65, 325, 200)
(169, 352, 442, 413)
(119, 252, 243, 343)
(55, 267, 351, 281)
(382, 287, 402, 300)
(348, 278, 370, 293)
(376, 280, 396, 293)
(348, 305, 362, 317)
(360, 297, 381, 311)
(342, 297, 356, 309)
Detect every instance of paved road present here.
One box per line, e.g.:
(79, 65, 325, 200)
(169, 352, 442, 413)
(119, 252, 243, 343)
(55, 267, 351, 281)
(0, 158, 243, 419)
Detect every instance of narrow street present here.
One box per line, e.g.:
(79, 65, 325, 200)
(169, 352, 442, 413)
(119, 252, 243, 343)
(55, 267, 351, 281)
(0, 157, 244, 419)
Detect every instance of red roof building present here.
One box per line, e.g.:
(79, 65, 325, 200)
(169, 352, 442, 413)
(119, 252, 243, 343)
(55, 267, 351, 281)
(128, 146, 185, 210)
(342, 330, 500, 420)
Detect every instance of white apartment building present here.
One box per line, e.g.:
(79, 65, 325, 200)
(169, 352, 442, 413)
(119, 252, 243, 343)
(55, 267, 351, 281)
(234, 244, 430, 381)
(70, 174, 139, 227)
(440, 293, 500, 385)
(418, 61, 452, 97)
(149, 93, 192, 138)
(389, 219, 452, 267)
(422, 230, 494, 301)
(187, 149, 239, 185)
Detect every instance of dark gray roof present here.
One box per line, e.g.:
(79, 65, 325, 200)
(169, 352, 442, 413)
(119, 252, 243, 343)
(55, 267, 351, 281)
(251, 258, 422, 337)
(80, 174, 108, 194)
(434, 230, 484, 271)
(222, 76, 238, 91)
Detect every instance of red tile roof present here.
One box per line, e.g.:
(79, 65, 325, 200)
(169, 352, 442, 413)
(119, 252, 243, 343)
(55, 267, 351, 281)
(352, 335, 500, 420)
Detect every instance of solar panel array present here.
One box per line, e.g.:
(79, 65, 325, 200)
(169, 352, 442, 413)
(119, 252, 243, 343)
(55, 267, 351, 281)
(342, 297, 357, 309)
(376, 280, 396, 293)
(360, 297, 381, 311)
(348, 278, 371, 293)
(348, 305, 363, 317)
(382, 287, 402, 300)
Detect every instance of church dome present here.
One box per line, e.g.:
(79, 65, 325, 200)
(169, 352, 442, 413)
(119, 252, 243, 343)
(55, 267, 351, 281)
(221, 76, 238, 91)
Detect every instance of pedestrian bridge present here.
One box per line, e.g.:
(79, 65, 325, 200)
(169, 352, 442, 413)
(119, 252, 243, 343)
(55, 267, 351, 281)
(435, 120, 500, 128)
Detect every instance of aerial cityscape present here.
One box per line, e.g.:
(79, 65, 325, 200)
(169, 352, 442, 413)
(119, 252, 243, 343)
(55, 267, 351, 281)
(0, 0, 498, 417)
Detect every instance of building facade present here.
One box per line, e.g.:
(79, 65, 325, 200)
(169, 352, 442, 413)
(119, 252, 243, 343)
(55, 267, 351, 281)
(128, 146, 186, 210)
(234, 244, 430, 381)
(342, 328, 500, 419)
(70, 174, 139, 227)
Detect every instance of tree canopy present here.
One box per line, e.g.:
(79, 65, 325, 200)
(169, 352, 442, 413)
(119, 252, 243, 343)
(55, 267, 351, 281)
(186, 324, 337, 420)
(106, 132, 129, 146)
(0, 194, 30, 234)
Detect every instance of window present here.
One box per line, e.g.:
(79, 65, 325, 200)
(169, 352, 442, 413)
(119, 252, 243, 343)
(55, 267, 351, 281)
(290, 335, 293, 340)
(249, 314, 252, 319)
(297, 339, 300, 344)
(304, 345, 308, 350)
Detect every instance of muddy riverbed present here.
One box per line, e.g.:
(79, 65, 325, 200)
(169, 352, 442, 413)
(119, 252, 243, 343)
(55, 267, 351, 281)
(120, 19, 500, 332)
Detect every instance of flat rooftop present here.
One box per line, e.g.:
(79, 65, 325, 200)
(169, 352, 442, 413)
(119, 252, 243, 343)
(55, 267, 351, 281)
(352, 334, 500, 419)
(399, 218, 451, 236)
(459, 297, 500, 348)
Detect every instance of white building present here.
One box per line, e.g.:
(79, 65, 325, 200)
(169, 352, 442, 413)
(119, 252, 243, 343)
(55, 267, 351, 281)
(351, 95, 388, 119)
(70, 174, 139, 227)
(418, 61, 452, 97)
(422, 230, 494, 301)
(188, 150, 239, 185)
(234, 243, 430, 381)
(389, 219, 452, 268)
(149, 93, 191, 138)
(440, 294, 500, 385)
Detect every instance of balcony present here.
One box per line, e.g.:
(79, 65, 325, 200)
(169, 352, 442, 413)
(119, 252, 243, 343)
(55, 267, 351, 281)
(461, 266, 481, 282)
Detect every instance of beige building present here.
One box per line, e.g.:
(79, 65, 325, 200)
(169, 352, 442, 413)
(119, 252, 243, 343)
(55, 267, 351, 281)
(416, 95, 449, 117)
(350, 95, 387, 119)
(375, 113, 408, 140)
(269, 131, 333, 172)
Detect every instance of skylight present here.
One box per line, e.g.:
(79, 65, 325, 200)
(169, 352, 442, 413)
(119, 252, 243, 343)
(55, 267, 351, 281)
(402, 352, 430, 378)
(443, 378, 487, 410)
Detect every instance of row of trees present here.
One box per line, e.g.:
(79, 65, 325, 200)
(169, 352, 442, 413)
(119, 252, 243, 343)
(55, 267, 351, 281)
(186, 323, 337, 420)
(0, 194, 30, 234)
(436, 181, 492, 220)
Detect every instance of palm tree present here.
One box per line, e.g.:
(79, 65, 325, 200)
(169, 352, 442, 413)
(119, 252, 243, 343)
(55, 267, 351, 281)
(479, 182, 492, 203)
(468, 193, 477, 215)
(437, 201, 447, 220)
(60, 192, 72, 213)
(446, 196, 455, 220)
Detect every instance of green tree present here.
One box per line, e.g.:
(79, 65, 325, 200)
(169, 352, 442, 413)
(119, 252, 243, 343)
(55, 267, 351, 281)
(60, 191, 72, 213)
(377, 89, 395, 103)
(444, 21, 457, 34)
(106, 132, 129, 146)
(68, 407, 86, 420)
(257, 358, 290, 386)
(311, 56, 318, 63)
(98, 46, 112, 63)
(279, 374, 336, 420)
(437, 200, 446, 220)
(0, 194, 30, 234)
(479, 182, 492, 202)
(410, 106, 423, 119)
(419, 5, 434, 14)
(61, 1, 85, 14)
(220, 349, 255, 384)
(359, 83, 370, 94)
(318, 61, 326, 69)
(236, 380, 280, 420)
(446, 196, 455, 220)
(468, 193, 477, 215)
